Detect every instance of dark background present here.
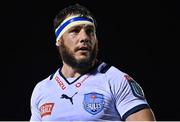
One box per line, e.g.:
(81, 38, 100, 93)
(1, 0, 179, 120)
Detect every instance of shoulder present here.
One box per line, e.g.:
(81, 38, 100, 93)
(30, 70, 58, 103)
(103, 63, 145, 100)
(107, 65, 126, 77)
(31, 75, 51, 100)
(33, 76, 51, 93)
(106, 66, 129, 89)
(97, 61, 126, 76)
(32, 69, 58, 92)
(98, 62, 145, 97)
(97, 62, 127, 81)
(96, 62, 129, 87)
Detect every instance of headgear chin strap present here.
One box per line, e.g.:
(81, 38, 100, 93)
(55, 15, 95, 42)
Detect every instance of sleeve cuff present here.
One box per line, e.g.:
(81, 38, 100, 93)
(122, 104, 150, 121)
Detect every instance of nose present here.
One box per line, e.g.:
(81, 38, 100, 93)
(79, 29, 90, 43)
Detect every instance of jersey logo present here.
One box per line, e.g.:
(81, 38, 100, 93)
(40, 103, 54, 118)
(60, 92, 78, 105)
(125, 75, 145, 99)
(55, 76, 66, 90)
(83, 92, 104, 115)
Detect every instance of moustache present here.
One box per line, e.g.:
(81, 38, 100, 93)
(74, 45, 92, 52)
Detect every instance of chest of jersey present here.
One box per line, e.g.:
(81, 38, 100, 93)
(38, 74, 120, 121)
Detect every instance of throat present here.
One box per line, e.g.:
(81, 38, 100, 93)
(61, 64, 84, 78)
(61, 59, 98, 78)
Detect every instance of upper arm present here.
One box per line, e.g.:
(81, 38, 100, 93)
(126, 108, 156, 121)
(30, 103, 41, 121)
(30, 83, 42, 121)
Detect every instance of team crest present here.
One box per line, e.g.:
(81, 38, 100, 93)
(83, 92, 104, 115)
(125, 75, 145, 99)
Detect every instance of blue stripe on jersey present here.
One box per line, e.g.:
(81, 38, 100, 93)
(55, 17, 94, 38)
(59, 68, 82, 85)
(100, 64, 111, 73)
(121, 104, 150, 121)
(50, 72, 56, 80)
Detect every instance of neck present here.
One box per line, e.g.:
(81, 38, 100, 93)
(61, 61, 96, 78)
(61, 63, 80, 78)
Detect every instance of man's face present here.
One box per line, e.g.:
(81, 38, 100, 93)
(57, 24, 98, 69)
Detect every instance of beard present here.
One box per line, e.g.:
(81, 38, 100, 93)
(58, 41, 98, 70)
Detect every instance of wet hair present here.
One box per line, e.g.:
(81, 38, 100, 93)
(53, 3, 97, 31)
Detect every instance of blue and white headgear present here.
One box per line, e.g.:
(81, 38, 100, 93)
(55, 15, 95, 42)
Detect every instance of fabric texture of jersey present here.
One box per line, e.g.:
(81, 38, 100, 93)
(30, 62, 149, 121)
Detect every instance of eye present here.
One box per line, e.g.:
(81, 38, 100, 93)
(86, 28, 95, 35)
(69, 27, 81, 33)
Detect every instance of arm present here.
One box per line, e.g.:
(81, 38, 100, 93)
(106, 67, 155, 121)
(126, 108, 156, 121)
(30, 83, 42, 121)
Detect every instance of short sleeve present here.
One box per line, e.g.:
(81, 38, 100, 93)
(106, 67, 150, 120)
(30, 83, 42, 121)
(116, 75, 149, 120)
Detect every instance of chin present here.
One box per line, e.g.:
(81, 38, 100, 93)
(77, 55, 91, 61)
(76, 58, 89, 64)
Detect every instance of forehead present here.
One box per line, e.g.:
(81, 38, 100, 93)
(69, 24, 95, 29)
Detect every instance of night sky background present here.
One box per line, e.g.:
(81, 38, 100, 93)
(1, 0, 179, 120)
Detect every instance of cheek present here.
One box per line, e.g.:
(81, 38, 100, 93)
(63, 39, 75, 50)
(64, 43, 75, 52)
(61, 40, 75, 53)
(62, 33, 77, 45)
(92, 39, 98, 48)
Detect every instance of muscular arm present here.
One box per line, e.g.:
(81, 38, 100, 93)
(126, 108, 156, 121)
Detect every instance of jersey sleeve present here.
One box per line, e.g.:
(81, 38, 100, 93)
(106, 67, 150, 120)
(30, 82, 42, 121)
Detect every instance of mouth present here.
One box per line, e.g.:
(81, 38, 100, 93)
(77, 46, 90, 52)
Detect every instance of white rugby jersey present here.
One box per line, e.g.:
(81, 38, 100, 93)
(30, 62, 149, 121)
